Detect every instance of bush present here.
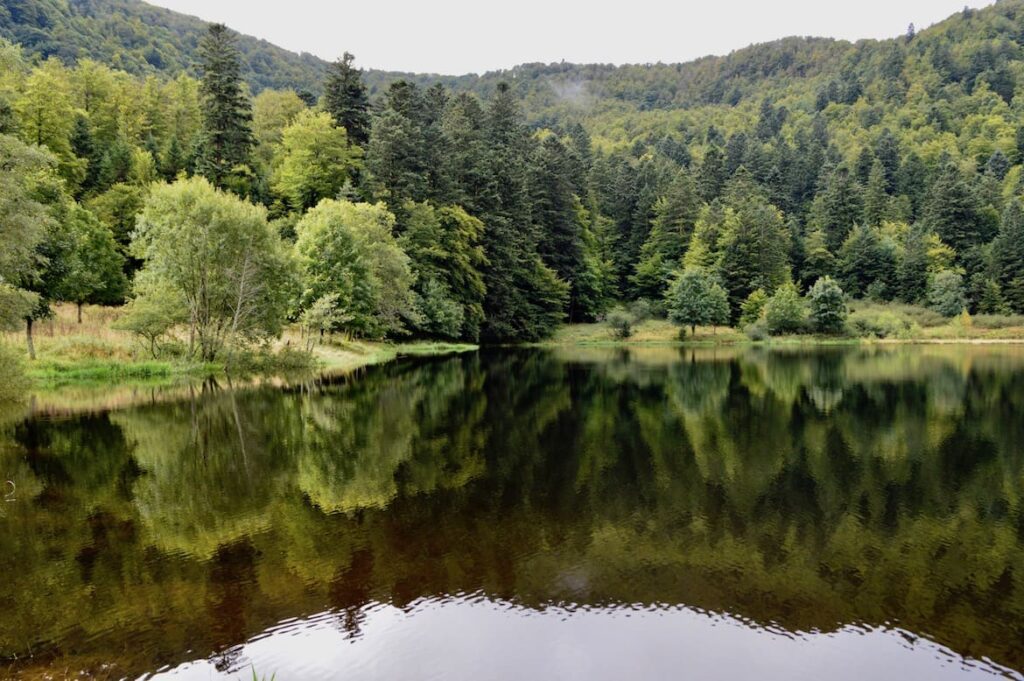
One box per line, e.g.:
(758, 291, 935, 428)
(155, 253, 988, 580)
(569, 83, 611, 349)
(744, 321, 769, 341)
(764, 282, 806, 335)
(973, 313, 1024, 329)
(928, 270, 966, 317)
(629, 298, 662, 322)
(606, 310, 633, 339)
(846, 309, 917, 339)
(739, 289, 769, 327)
(808, 277, 848, 334)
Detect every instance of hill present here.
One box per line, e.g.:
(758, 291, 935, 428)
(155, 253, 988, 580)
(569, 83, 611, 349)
(0, 0, 329, 93)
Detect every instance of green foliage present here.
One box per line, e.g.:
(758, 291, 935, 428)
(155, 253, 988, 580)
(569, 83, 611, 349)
(272, 110, 361, 212)
(322, 53, 370, 146)
(112, 289, 187, 358)
(398, 202, 487, 340)
(57, 205, 127, 312)
(846, 308, 916, 339)
(665, 266, 730, 333)
(838, 225, 895, 299)
(807, 276, 847, 334)
(132, 177, 294, 360)
(993, 199, 1024, 313)
(194, 24, 255, 191)
(739, 288, 769, 326)
(763, 281, 805, 335)
(294, 199, 417, 338)
(927, 270, 967, 318)
(605, 309, 633, 339)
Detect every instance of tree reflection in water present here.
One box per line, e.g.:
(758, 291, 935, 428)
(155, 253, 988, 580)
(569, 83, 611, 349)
(1, 345, 1023, 678)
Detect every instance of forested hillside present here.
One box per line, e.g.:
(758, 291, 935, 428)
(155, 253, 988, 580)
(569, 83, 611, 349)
(4, 0, 1024, 354)
(0, 0, 328, 93)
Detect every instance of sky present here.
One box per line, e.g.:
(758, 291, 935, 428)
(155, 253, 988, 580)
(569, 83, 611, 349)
(146, 0, 995, 75)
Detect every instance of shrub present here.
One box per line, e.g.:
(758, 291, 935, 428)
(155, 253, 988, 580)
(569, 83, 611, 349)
(807, 277, 848, 334)
(973, 313, 1024, 329)
(629, 298, 661, 322)
(606, 310, 633, 339)
(739, 289, 769, 327)
(846, 308, 917, 339)
(927, 270, 966, 317)
(764, 282, 806, 335)
(744, 321, 769, 341)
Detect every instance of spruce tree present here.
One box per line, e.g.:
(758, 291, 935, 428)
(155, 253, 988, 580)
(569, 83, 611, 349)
(922, 162, 993, 254)
(992, 199, 1024, 312)
(863, 160, 889, 227)
(322, 52, 370, 146)
(812, 165, 863, 252)
(195, 24, 255, 190)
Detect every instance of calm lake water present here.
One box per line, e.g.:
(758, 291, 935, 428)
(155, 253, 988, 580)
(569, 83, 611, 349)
(2, 346, 1023, 680)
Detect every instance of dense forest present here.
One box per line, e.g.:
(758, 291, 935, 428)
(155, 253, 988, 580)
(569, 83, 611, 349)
(5, 0, 1024, 356)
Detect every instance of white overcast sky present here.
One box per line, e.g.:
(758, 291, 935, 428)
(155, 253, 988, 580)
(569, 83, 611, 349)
(146, 0, 994, 75)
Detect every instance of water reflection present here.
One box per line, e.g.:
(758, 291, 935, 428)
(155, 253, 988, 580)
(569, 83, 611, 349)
(1, 346, 1023, 679)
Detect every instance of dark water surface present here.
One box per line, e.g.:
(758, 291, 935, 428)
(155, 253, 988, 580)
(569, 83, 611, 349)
(2, 346, 1024, 680)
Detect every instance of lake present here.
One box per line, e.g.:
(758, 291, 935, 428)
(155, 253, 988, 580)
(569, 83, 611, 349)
(2, 346, 1023, 680)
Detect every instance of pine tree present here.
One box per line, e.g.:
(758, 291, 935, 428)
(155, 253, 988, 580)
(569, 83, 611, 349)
(922, 162, 994, 254)
(863, 160, 889, 227)
(631, 169, 701, 299)
(801, 228, 836, 288)
(194, 24, 255, 190)
(838, 224, 896, 299)
(478, 83, 567, 341)
(531, 136, 587, 320)
(992, 199, 1024, 312)
(897, 225, 930, 304)
(697, 145, 726, 202)
(812, 165, 863, 252)
(322, 52, 370, 146)
(715, 176, 790, 319)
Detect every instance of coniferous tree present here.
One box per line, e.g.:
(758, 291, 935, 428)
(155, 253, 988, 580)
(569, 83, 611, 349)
(838, 224, 896, 298)
(992, 199, 1024, 312)
(897, 225, 930, 304)
(922, 162, 994, 255)
(812, 165, 863, 251)
(531, 136, 587, 321)
(863, 160, 890, 227)
(194, 24, 255, 191)
(477, 83, 567, 341)
(632, 169, 701, 299)
(697, 145, 726, 202)
(322, 52, 370, 146)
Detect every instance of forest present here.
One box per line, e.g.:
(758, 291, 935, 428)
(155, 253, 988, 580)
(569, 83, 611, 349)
(5, 0, 1024, 374)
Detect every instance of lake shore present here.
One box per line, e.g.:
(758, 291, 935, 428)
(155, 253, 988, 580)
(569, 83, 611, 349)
(541, 316, 1024, 347)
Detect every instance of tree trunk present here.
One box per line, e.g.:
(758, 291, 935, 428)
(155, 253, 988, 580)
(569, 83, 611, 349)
(25, 318, 35, 360)
(77, 302, 83, 324)
(691, 324, 696, 336)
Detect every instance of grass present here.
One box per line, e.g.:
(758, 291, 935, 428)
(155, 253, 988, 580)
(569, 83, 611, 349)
(547, 302, 1024, 349)
(0, 304, 478, 412)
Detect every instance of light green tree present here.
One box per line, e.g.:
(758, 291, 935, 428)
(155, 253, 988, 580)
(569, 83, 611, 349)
(807, 276, 847, 334)
(272, 110, 361, 212)
(665, 266, 730, 335)
(294, 199, 418, 338)
(131, 177, 294, 361)
(764, 282, 806, 335)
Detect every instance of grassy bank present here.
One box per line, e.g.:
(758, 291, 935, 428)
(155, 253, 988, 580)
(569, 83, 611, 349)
(545, 301, 1024, 347)
(1, 304, 477, 394)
